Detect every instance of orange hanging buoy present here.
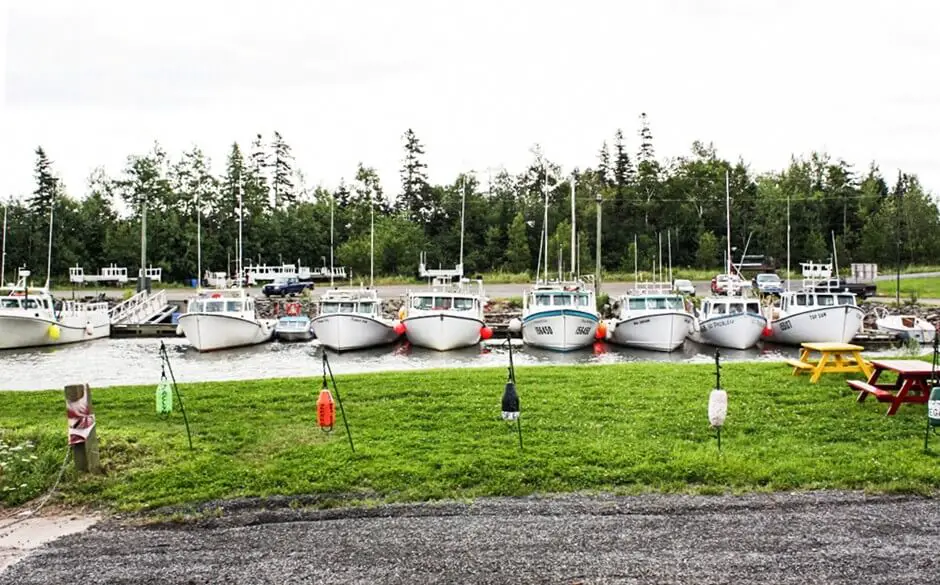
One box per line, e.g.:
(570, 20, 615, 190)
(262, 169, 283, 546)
(393, 321, 406, 335)
(317, 388, 335, 431)
(762, 325, 773, 337)
(595, 321, 608, 339)
(480, 326, 493, 340)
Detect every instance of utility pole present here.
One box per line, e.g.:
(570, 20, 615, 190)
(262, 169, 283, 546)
(896, 178, 903, 306)
(139, 191, 148, 293)
(570, 172, 576, 279)
(595, 192, 603, 299)
(1, 203, 7, 287)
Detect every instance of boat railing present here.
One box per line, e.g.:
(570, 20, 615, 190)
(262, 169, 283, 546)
(631, 281, 673, 295)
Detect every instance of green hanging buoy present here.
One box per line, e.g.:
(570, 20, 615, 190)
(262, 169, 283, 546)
(156, 379, 173, 414)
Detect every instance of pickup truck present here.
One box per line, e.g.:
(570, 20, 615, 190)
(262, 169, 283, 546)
(811, 278, 876, 299)
(262, 276, 312, 297)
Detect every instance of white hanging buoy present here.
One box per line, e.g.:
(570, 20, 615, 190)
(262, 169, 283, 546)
(508, 318, 522, 334)
(709, 389, 727, 428)
(85, 323, 94, 336)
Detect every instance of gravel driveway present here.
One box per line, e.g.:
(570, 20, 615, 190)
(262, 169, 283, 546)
(1, 491, 937, 584)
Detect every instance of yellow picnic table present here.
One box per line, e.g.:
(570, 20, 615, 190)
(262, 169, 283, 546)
(785, 342, 874, 383)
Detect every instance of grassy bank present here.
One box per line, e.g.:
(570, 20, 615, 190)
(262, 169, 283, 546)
(877, 276, 940, 300)
(1, 362, 938, 512)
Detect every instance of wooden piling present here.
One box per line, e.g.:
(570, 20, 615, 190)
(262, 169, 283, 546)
(64, 383, 101, 474)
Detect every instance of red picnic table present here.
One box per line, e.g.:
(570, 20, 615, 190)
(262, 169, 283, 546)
(847, 359, 938, 415)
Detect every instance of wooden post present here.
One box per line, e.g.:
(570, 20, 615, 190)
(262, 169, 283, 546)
(65, 383, 100, 474)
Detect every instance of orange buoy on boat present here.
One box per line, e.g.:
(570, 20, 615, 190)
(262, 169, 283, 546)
(595, 321, 608, 339)
(317, 388, 335, 431)
(480, 326, 493, 340)
(393, 321, 406, 335)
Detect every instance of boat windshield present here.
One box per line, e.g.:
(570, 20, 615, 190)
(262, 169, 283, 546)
(339, 302, 356, 313)
(412, 295, 462, 310)
(453, 297, 474, 311)
(837, 294, 855, 306)
(321, 302, 340, 314)
(628, 296, 683, 311)
(226, 300, 243, 312)
(358, 302, 376, 315)
(0, 298, 21, 309)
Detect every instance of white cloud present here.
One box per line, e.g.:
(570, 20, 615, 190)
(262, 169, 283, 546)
(3, 0, 940, 204)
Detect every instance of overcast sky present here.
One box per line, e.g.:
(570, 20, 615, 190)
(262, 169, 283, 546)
(2, 0, 939, 204)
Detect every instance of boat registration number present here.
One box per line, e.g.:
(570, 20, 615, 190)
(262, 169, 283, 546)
(534, 326, 554, 335)
(779, 320, 793, 331)
(575, 326, 591, 335)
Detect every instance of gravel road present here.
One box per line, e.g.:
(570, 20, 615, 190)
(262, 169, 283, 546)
(2, 491, 937, 584)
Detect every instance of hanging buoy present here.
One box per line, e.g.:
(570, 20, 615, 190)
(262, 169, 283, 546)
(508, 318, 522, 334)
(85, 323, 94, 336)
(595, 321, 608, 339)
(501, 381, 520, 420)
(762, 325, 773, 337)
(176, 324, 184, 336)
(709, 389, 728, 427)
(317, 388, 335, 431)
(398, 307, 406, 320)
(480, 326, 493, 340)
(156, 379, 173, 414)
(393, 321, 406, 335)
(48, 324, 61, 340)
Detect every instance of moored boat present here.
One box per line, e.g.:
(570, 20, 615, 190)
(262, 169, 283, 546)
(311, 288, 400, 351)
(521, 281, 601, 351)
(178, 288, 275, 352)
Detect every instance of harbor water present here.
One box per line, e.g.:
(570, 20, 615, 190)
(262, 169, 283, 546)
(0, 337, 849, 392)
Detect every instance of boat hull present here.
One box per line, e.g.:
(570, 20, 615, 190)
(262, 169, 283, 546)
(521, 309, 598, 351)
(178, 313, 275, 352)
(876, 317, 937, 344)
(402, 314, 483, 351)
(689, 312, 767, 350)
(311, 314, 399, 351)
(762, 306, 864, 345)
(609, 311, 693, 352)
(0, 313, 110, 350)
(276, 329, 313, 342)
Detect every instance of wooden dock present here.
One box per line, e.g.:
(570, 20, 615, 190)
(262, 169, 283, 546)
(111, 323, 179, 338)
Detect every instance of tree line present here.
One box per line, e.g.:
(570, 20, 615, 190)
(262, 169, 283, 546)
(2, 117, 938, 287)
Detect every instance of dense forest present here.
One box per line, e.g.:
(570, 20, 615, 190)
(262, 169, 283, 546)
(2, 115, 939, 286)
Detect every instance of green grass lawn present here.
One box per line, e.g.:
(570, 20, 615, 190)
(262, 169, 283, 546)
(876, 276, 940, 300)
(1, 362, 938, 513)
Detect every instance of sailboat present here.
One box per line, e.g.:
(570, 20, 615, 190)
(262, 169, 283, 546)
(607, 234, 694, 352)
(688, 170, 768, 350)
(310, 190, 402, 351)
(177, 183, 276, 352)
(521, 172, 602, 351)
(400, 177, 490, 351)
(0, 197, 110, 350)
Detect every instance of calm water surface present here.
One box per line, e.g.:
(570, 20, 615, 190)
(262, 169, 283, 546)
(0, 337, 907, 392)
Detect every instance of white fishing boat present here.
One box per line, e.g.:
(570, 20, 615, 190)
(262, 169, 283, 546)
(311, 288, 400, 351)
(761, 262, 864, 345)
(607, 283, 694, 352)
(178, 288, 275, 351)
(522, 281, 600, 351)
(309, 186, 402, 351)
(520, 170, 602, 351)
(401, 277, 488, 351)
(275, 302, 312, 342)
(178, 183, 275, 351)
(0, 269, 110, 350)
(874, 307, 936, 344)
(689, 295, 767, 350)
(688, 170, 768, 350)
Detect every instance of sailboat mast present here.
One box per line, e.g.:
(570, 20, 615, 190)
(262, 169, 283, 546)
(725, 169, 731, 276)
(46, 189, 54, 289)
(1, 203, 7, 287)
(570, 173, 576, 279)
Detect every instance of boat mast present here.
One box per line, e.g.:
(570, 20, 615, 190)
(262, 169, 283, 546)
(658, 232, 663, 283)
(237, 179, 243, 288)
(633, 234, 638, 290)
(196, 191, 201, 289)
(570, 172, 576, 280)
(667, 230, 672, 284)
(1, 203, 7, 287)
(542, 169, 549, 284)
(45, 188, 55, 289)
(370, 185, 374, 288)
(786, 192, 791, 292)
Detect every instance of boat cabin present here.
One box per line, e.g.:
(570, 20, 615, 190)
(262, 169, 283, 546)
(320, 298, 381, 316)
(410, 293, 481, 312)
(621, 294, 686, 313)
(0, 295, 52, 310)
(527, 289, 593, 309)
(189, 295, 255, 314)
(780, 291, 856, 313)
(699, 297, 762, 319)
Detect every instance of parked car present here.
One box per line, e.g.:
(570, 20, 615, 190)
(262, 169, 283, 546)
(672, 279, 696, 296)
(710, 274, 744, 295)
(811, 278, 877, 300)
(262, 276, 312, 297)
(752, 272, 784, 296)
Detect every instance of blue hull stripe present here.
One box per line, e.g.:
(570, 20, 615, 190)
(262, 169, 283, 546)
(522, 309, 600, 324)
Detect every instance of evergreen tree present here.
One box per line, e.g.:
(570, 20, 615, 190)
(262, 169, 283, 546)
(597, 141, 613, 188)
(506, 212, 530, 273)
(399, 129, 431, 222)
(271, 131, 295, 209)
(30, 146, 58, 217)
(612, 128, 634, 188)
(636, 113, 662, 228)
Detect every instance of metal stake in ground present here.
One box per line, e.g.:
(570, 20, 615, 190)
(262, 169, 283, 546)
(926, 333, 940, 451)
(708, 349, 728, 453)
(159, 341, 193, 450)
(501, 333, 523, 449)
(322, 349, 355, 453)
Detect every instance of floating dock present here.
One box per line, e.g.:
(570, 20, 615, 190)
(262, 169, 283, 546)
(110, 323, 179, 338)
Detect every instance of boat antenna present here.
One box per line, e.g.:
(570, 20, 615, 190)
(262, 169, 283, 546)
(196, 190, 201, 290)
(542, 167, 549, 284)
(570, 171, 576, 280)
(667, 229, 673, 284)
(725, 169, 731, 277)
(658, 231, 663, 284)
(831, 230, 839, 281)
(633, 233, 638, 290)
(370, 185, 374, 288)
(786, 190, 791, 292)
(237, 179, 244, 289)
(1, 202, 7, 287)
(330, 190, 335, 288)
(45, 185, 55, 290)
